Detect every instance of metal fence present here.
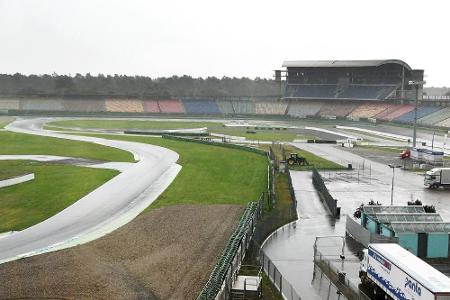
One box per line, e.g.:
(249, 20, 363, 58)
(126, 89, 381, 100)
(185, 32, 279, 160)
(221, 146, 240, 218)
(313, 248, 371, 300)
(345, 216, 398, 247)
(258, 225, 302, 300)
(197, 197, 263, 300)
(312, 168, 340, 217)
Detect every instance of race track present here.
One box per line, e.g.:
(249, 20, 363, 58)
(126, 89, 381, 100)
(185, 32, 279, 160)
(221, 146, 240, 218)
(0, 118, 181, 264)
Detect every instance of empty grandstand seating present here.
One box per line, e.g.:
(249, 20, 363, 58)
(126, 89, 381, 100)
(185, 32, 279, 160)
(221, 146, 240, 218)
(21, 99, 63, 111)
(338, 85, 397, 100)
(255, 102, 288, 115)
(0, 99, 20, 110)
(318, 103, 357, 117)
(349, 103, 389, 118)
(105, 99, 144, 113)
(158, 99, 185, 113)
(64, 99, 106, 112)
(418, 107, 450, 126)
(287, 101, 323, 118)
(143, 100, 161, 113)
(182, 99, 221, 114)
(437, 117, 450, 128)
(217, 100, 234, 114)
(394, 106, 443, 124)
(373, 104, 414, 121)
(284, 84, 397, 100)
(285, 84, 336, 98)
(232, 101, 256, 114)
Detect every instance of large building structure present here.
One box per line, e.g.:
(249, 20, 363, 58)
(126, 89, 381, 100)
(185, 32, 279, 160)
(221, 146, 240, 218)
(280, 59, 424, 102)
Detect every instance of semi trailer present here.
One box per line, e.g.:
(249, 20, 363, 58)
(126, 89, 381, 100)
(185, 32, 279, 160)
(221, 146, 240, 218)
(424, 168, 450, 189)
(360, 243, 450, 300)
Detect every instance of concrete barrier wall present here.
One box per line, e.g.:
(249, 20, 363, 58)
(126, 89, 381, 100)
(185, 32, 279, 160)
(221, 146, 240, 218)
(0, 173, 34, 188)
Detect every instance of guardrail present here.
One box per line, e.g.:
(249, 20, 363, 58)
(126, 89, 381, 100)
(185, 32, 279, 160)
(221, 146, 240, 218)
(124, 130, 208, 136)
(162, 135, 267, 156)
(312, 168, 340, 217)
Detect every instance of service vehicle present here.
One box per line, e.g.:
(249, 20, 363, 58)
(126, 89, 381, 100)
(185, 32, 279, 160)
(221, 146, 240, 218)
(360, 243, 450, 300)
(424, 168, 450, 189)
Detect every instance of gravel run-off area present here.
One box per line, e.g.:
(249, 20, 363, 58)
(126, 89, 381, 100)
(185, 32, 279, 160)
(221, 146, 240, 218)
(0, 204, 243, 300)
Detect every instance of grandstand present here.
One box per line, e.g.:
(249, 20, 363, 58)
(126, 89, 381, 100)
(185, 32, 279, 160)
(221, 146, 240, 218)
(182, 99, 221, 115)
(255, 101, 287, 115)
(21, 99, 64, 111)
(394, 106, 442, 124)
(281, 60, 423, 101)
(374, 104, 414, 121)
(0, 59, 449, 128)
(348, 103, 390, 118)
(64, 99, 106, 112)
(143, 100, 161, 113)
(217, 100, 234, 115)
(437, 117, 450, 128)
(158, 99, 185, 113)
(417, 107, 450, 126)
(232, 101, 255, 115)
(0, 99, 20, 110)
(105, 99, 144, 113)
(318, 103, 357, 118)
(287, 101, 323, 118)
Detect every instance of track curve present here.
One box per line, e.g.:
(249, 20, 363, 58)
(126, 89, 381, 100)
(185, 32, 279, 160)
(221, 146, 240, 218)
(0, 118, 181, 264)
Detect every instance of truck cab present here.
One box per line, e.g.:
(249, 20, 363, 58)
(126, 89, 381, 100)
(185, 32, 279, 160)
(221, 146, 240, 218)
(425, 168, 450, 189)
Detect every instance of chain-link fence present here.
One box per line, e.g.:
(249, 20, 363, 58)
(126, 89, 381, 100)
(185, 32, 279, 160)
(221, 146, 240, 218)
(313, 248, 371, 300)
(259, 237, 301, 300)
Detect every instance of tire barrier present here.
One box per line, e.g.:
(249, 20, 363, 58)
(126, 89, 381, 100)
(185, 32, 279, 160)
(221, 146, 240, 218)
(197, 199, 262, 300)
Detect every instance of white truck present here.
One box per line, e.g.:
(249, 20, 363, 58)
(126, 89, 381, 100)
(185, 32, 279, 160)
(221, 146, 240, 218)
(424, 168, 450, 189)
(360, 243, 450, 300)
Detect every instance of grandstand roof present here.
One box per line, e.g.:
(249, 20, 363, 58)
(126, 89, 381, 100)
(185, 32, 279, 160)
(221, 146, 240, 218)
(282, 60, 412, 70)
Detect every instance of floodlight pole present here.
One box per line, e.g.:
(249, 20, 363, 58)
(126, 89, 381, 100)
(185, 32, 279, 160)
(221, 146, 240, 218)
(389, 164, 401, 206)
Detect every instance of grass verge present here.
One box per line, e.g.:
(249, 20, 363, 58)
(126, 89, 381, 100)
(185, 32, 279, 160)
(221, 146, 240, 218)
(0, 160, 118, 232)
(47, 119, 313, 142)
(73, 133, 268, 209)
(262, 144, 345, 171)
(0, 131, 134, 162)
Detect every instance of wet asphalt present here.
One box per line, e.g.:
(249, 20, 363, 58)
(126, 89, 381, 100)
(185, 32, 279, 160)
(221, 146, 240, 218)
(263, 142, 450, 299)
(0, 118, 181, 264)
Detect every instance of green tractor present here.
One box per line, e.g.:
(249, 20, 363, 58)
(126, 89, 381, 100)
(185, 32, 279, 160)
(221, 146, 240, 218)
(286, 153, 309, 166)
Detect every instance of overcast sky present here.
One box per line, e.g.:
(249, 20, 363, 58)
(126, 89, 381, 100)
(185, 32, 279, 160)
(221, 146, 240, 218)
(0, 0, 448, 86)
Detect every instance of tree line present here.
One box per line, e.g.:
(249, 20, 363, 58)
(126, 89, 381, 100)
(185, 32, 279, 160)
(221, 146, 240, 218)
(0, 73, 280, 98)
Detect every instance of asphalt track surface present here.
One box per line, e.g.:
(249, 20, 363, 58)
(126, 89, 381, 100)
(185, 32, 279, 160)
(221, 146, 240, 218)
(263, 142, 450, 299)
(0, 118, 181, 264)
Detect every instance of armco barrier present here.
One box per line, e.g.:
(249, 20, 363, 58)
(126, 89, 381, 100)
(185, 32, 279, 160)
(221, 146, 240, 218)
(312, 168, 340, 217)
(162, 135, 267, 156)
(197, 198, 262, 300)
(124, 130, 208, 137)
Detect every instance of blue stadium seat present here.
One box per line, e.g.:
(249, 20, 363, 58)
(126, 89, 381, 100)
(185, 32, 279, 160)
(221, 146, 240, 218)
(182, 99, 221, 114)
(394, 106, 443, 124)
